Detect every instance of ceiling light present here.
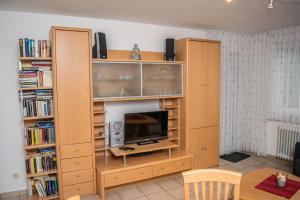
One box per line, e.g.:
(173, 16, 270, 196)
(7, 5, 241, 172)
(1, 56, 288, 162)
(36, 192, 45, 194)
(226, 0, 233, 2)
(268, 0, 275, 8)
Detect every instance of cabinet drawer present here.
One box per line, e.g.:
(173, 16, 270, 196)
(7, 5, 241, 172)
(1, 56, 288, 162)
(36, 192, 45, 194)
(153, 158, 192, 177)
(104, 166, 152, 187)
(63, 182, 94, 199)
(62, 169, 93, 186)
(60, 143, 92, 159)
(61, 156, 93, 173)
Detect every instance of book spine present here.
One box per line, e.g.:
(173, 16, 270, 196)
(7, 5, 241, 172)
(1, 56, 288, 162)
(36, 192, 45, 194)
(25, 38, 29, 57)
(19, 39, 24, 57)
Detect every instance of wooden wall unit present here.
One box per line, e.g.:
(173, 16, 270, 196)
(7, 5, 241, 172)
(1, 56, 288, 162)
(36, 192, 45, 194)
(176, 38, 221, 169)
(52, 27, 96, 199)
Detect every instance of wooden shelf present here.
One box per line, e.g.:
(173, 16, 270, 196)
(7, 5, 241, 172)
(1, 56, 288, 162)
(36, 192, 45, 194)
(168, 127, 178, 131)
(24, 143, 56, 150)
(94, 123, 105, 127)
(27, 170, 57, 178)
(20, 57, 52, 61)
(29, 194, 59, 200)
(163, 105, 179, 109)
(168, 116, 179, 120)
(19, 87, 52, 91)
(95, 135, 105, 139)
(109, 140, 178, 157)
(23, 116, 54, 121)
(169, 136, 180, 141)
(94, 110, 105, 114)
(93, 58, 184, 64)
(95, 146, 107, 151)
(94, 95, 183, 102)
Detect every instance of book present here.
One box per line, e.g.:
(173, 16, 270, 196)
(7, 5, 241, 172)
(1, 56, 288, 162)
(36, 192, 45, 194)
(18, 38, 51, 58)
(25, 121, 55, 146)
(27, 175, 58, 197)
(25, 148, 56, 174)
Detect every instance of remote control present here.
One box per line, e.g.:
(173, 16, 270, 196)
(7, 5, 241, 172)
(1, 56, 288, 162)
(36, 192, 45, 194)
(119, 146, 135, 151)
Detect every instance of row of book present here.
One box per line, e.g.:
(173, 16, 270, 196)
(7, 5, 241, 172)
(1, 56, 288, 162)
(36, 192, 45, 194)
(19, 38, 51, 58)
(21, 90, 53, 117)
(27, 175, 58, 198)
(19, 62, 52, 88)
(25, 121, 55, 146)
(26, 149, 56, 174)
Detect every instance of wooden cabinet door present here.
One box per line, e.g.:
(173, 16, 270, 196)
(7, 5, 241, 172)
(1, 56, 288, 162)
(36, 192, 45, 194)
(54, 29, 92, 145)
(206, 42, 220, 126)
(202, 126, 219, 167)
(187, 128, 205, 168)
(187, 41, 208, 129)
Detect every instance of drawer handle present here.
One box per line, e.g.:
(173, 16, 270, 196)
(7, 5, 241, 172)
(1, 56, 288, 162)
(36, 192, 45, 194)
(115, 177, 119, 180)
(161, 167, 165, 170)
(75, 161, 79, 165)
(77, 187, 81, 191)
(76, 175, 81, 178)
(182, 163, 185, 166)
(140, 172, 144, 175)
(75, 149, 79, 152)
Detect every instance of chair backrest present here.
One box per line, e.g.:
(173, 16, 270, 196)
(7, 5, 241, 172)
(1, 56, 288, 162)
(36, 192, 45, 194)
(182, 169, 242, 200)
(66, 195, 80, 200)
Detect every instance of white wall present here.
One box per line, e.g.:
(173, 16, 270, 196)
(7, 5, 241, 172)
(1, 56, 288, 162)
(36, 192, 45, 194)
(0, 10, 206, 193)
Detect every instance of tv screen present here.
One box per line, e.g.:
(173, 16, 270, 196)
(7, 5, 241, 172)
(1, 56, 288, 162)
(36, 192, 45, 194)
(124, 111, 168, 144)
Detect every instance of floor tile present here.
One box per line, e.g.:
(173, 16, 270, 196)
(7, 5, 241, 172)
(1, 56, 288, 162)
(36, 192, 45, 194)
(166, 186, 184, 200)
(105, 191, 122, 200)
(131, 197, 149, 200)
(117, 186, 145, 200)
(147, 191, 175, 200)
(174, 177, 184, 185)
(157, 179, 182, 190)
(240, 166, 258, 174)
(137, 182, 164, 195)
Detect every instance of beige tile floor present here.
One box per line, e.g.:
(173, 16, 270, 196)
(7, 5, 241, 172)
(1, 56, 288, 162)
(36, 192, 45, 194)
(0, 155, 292, 200)
(80, 155, 292, 200)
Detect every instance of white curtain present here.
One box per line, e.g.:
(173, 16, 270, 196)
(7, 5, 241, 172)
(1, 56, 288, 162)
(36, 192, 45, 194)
(206, 26, 300, 155)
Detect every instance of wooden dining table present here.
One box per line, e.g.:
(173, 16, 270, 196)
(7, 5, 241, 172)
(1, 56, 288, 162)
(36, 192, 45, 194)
(240, 167, 300, 200)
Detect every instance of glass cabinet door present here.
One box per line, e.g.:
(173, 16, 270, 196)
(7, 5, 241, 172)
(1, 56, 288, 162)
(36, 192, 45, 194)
(142, 63, 183, 96)
(93, 62, 141, 98)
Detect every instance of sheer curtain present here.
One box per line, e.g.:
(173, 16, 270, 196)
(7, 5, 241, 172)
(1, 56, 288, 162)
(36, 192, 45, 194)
(206, 26, 300, 155)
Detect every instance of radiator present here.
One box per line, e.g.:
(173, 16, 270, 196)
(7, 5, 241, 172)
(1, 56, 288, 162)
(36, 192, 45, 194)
(276, 125, 300, 160)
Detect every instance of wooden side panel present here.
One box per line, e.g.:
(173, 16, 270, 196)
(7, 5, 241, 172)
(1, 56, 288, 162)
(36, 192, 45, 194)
(206, 42, 221, 126)
(55, 30, 92, 145)
(187, 41, 208, 129)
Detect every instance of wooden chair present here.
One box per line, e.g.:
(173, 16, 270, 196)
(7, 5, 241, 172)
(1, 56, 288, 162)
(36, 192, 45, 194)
(182, 169, 242, 200)
(66, 195, 80, 200)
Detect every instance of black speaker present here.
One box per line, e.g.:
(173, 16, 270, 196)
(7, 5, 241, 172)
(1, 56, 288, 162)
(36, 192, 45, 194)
(165, 38, 175, 61)
(92, 32, 107, 59)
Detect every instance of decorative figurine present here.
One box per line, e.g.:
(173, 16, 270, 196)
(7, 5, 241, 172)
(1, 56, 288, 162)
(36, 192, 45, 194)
(130, 44, 141, 60)
(276, 172, 287, 187)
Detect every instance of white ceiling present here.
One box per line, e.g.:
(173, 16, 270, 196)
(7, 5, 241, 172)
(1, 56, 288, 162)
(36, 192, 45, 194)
(0, 0, 300, 33)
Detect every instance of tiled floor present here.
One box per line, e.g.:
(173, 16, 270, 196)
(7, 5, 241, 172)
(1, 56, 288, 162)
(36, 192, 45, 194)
(81, 154, 292, 200)
(0, 155, 292, 200)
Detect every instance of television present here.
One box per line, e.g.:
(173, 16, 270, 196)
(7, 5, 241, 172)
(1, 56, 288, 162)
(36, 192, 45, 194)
(124, 111, 168, 144)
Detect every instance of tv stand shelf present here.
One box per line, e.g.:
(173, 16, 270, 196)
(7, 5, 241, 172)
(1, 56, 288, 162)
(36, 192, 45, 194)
(109, 140, 178, 166)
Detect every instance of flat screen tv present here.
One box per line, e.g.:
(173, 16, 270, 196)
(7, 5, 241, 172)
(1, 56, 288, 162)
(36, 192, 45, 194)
(124, 111, 168, 144)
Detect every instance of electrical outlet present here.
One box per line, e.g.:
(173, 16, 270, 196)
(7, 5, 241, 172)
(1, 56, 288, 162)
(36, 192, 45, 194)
(12, 173, 19, 179)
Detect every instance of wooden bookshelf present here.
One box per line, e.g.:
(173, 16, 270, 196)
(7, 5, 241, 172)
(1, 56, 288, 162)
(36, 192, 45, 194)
(27, 170, 57, 178)
(23, 116, 54, 121)
(24, 143, 56, 150)
(18, 51, 59, 199)
(19, 87, 52, 91)
(29, 194, 59, 200)
(93, 100, 107, 158)
(20, 57, 52, 61)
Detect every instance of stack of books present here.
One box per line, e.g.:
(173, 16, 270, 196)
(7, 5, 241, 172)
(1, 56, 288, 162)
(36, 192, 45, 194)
(19, 61, 52, 88)
(26, 148, 57, 174)
(19, 70, 38, 88)
(19, 38, 51, 58)
(27, 175, 58, 197)
(25, 121, 55, 146)
(22, 90, 53, 117)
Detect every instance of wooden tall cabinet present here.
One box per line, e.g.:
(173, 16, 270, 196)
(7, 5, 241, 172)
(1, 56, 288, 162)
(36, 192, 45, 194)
(52, 27, 95, 199)
(176, 38, 220, 169)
